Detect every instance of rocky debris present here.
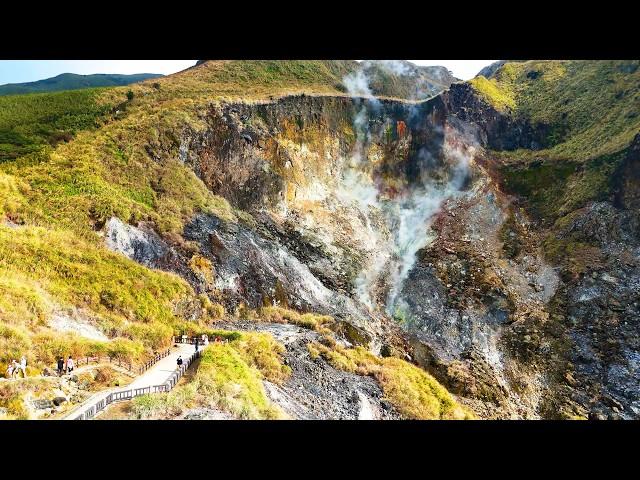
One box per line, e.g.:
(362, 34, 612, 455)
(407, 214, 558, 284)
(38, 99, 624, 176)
(183, 213, 377, 333)
(48, 309, 109, 342)
(180, 408, 234, 420)
(554, 202, 639, 248)
(32, 399, 53, 410)
(106, 217, 202, 289)
(52, 397, 67, 407)
(219, 321, 400, 420)
(104, 217, 169, 267)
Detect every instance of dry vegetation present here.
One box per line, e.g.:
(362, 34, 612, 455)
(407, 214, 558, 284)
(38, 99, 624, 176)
(130, 331, 289, 420)
(308, 336, 475, 420)
(0, 62, 361, 384)
(238, 304, 334, 333)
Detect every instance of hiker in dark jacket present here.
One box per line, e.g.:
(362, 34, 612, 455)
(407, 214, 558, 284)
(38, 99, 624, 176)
(57, 357, 65, 376)
(195, 338, 199, 352)
(177, 356, 183, 367)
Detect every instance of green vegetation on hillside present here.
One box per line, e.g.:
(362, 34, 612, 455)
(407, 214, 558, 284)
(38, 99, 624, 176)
(0, 118, 237, 239)
(501, 151, 623, 221)
(0, 73, 163, 97)
(468, 75, 516, 111)
(0, 89, 114, 162)
(0, 223, 194, 370)
(100, 60, 358, 107)
(0, 225, 187, 324)
(471, 60, 640, 161)
(469, 60, 639, 233)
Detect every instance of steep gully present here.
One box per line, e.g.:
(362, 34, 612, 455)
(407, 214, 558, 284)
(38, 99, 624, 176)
(105, 84, 640, 419)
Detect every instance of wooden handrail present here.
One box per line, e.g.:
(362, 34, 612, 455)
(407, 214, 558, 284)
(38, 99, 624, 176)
(72, 348, 201, 420)
(52, 348, 171, 376)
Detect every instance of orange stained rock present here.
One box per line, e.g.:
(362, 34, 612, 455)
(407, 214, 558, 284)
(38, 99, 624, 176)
(396, 120, 407, 139)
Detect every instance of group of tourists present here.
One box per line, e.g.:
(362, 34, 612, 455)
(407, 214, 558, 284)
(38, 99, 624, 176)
(56, 356, 75, 376)
(4, 355, 75, 379)
(5, 356, 27, 378)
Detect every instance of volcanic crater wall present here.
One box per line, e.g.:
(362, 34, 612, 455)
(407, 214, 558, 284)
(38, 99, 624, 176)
(139, 86, 640, 420)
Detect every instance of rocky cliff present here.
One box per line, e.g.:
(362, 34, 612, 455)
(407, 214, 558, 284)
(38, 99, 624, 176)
(2, 60, 638, 420)
(139, 61, 638, 419)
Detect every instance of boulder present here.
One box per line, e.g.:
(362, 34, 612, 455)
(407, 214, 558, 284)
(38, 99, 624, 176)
(32, 399, 53, 410)
(52, 397, 67, 407)
(104, 217, 168, 267)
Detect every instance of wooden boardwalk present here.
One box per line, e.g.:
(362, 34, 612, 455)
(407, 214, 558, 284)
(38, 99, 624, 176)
(65, 341, 203, 420)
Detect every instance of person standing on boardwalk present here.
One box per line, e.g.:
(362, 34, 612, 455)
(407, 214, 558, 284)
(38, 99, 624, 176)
(195, 337, 199, 352)
(57, 357, 65, 376)
(177, 356, 183, 367)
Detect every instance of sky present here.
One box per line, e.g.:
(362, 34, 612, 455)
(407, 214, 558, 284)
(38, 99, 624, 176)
(0, 60, 496, 86)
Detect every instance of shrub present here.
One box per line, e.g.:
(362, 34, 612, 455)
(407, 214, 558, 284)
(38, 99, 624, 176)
(132, 393, 166, 419)
(190, 255, 214, 286)
(123, 322, 172, 351)
(257, 306, 333, 331)
(231, 332, 291, 384)
(106, 337, 144, 362)
(6, 397, 30, 420)
(0, 88, 113, 162)
(0, 324, 31, 366)
(30, 331, 106, 366)
(193, 344, 283, 419)
(197, 294, 225, 320)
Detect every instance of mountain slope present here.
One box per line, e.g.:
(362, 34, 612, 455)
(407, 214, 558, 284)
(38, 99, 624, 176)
(447, 59, 640, 418)
(360, 60, 458, 100)
(1, 59, 638, 420)
(0, 88, 114, 161)
(0, 73, 163, 96)
(470, 60, 640, 160)
(0, 60, 471, 420)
